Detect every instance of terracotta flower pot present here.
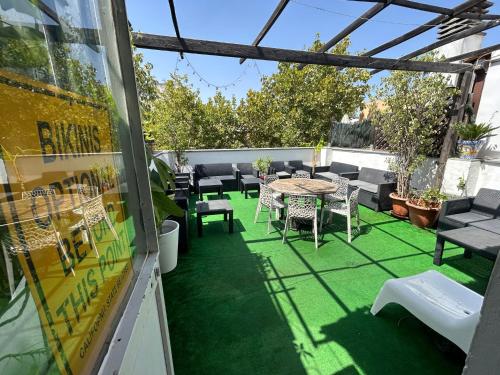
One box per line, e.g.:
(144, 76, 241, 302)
(406, 201, 440, 228)
(390, 192, 409, 219)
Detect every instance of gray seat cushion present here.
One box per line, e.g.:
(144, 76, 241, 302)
(349, 180, 378, 194)
(470, 219, 500, 235)
(276, 171, 291, 178)
(241, 174, 256, 179)
(445, 211, 493, 226)
(209, 175, 236, 182)
(316, 171, 338, 181)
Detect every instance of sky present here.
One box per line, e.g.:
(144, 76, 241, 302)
(125, 0, 500, 101)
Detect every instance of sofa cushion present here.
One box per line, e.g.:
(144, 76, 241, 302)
(236, 163, 254, 175)
(288, 160, 303, 170)
(349, 180, 378, 194)
(358, 168, 395, 184)
(471, 188, 500, 216)
(329, 162, 358, 175)
(241, 174, 256, 179)
(195, 163, 233, 178)
(270, 161, 286, 172)
(445, 212, 494, 226)
(208, 175, 236, 182)
(315, 171, 339, 181)
(470, 219, 500, 235)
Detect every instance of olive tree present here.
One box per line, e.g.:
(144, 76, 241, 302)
(372, 66, 456, 198)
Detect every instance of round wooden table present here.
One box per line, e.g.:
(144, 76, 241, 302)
(268, 178, 338, 196)
(268, 178, 338, 220)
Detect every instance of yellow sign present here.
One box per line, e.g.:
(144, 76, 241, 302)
(0, 69, 134, 375)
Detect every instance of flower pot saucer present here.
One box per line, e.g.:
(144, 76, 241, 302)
(390, 210, 409, 220)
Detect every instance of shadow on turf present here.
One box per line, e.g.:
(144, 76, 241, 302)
(163, 224, 308, 374)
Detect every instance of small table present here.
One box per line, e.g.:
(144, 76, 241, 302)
(434, 226, 500, 266)
(196, 200, 233, 237)
(198, 179, 223, 201)
(240, 177, 261, 199)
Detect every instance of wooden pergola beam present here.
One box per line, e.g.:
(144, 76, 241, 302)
(132, 32, 471, 73)
(443, 43, 500, 62)
(370, 18, 500, 75)
(297, 1, 391, 69)
(240, 0, 290, 64)
(168, 0, 184, 58)
(362, 0, 486, 57)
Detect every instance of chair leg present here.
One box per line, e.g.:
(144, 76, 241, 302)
(254, 202, 261, 223)
(267, 208, 272, 234)
(347, 215, 352, 243)
(328, 211, 333, 224)
(105, 214, 120, 243)
(356, 210, 360, 231)
(282, 215, 290, 243)
(313, 216, 318, 249)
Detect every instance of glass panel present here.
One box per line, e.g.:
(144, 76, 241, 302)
(0, 1, 140, 374)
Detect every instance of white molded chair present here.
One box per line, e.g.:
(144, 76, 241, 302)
(371, 270, 483, 353)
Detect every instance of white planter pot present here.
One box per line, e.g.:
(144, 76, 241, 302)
(158, 220, 179, 273)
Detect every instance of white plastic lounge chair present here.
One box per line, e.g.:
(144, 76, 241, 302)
(371, 270, 483, 353)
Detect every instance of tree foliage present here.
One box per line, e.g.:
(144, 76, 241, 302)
(141, 37, 370, 152)
(371, 58, 456, 198)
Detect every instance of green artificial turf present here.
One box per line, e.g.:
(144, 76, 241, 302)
(162, 191, 493, 375)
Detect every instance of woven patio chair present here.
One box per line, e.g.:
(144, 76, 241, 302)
(254, 183, 287, 233)
(320, 187, 360, 243)
(292, 171, 311, 179)
(1, 218, 75, 276)
(283, 194, 318, 249)
(74, 185, 120, 257)
(325, 176, 349, 203)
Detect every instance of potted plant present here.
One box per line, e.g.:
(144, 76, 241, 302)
(406, 188, 447, 228)
(311, 138, 324, 175)
(371, 60, 455, 219)
(454, 121, 499, 159)
(146, 147, 184, 273)
(253, 156, 272, 180)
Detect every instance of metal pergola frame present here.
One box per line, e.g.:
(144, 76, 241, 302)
(130, 1, 500, 374)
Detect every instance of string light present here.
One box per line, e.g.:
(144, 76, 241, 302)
(290, 0, 443, 27)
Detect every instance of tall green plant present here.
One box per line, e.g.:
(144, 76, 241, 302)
(146, 148, 184, 229)
(372, 59, 456, 199)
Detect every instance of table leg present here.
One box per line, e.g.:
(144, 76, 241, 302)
(224, 212, 227, 221)
(245, 187, 248, 199)
(197, 214, 203, 237)
(433, 236, 445, 266)
(219, 186, 223, 198)
(464, 248, 473, 258)
(319, 194, 325, 233)
(229, 211, 234, 233)
(199, 190, 203, 201)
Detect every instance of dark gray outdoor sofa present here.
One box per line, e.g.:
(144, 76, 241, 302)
(307, 162, 359, 181)
(234, 163, 259, 190)
(269, 161, 291, 179)
(437, 188, 500, 232)
(285, 160, 310, 176)
(434, 188, 500, 265)
(194, 163, 238, 192)
(347, 167, 396, 212)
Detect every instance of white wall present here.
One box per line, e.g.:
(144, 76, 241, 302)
(156, 147, 315, 171)
(476, 51, 500, 160)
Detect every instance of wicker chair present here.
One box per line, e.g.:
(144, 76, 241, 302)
(254, 184, 287, 233)
(320, 187, 360, 243)
(283, 194, 319, 249)
(264, 174, 278, 184)
(74, 185, 120, 257)
(292, 171, 311, 179)
(326, 176, 349, 203)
